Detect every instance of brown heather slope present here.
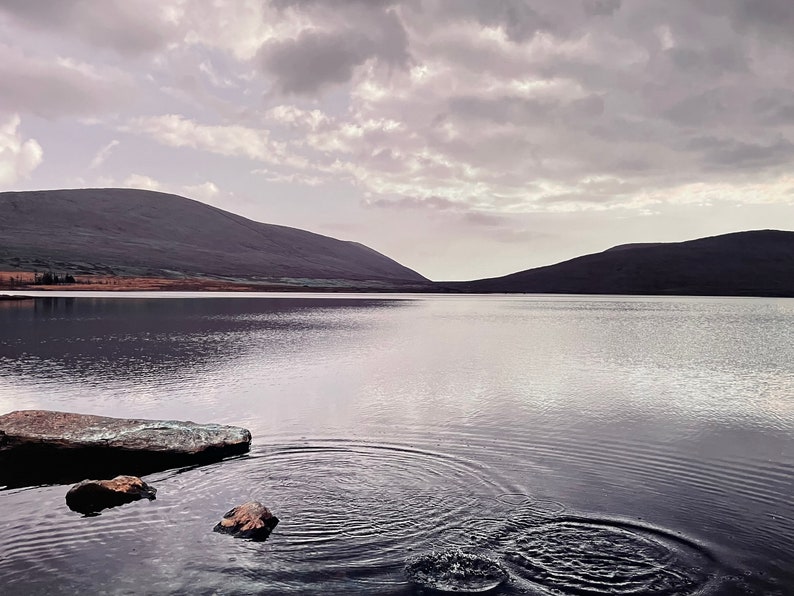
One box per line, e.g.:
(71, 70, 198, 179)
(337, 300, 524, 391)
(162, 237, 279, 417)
(450, 230, 794, 297)
(0, 188, 430, 289)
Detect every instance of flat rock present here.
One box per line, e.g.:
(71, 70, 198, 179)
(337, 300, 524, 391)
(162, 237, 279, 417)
(66, 475, 157, 515)
(214, 501, 279, 541)
(0, 410, 251, 487)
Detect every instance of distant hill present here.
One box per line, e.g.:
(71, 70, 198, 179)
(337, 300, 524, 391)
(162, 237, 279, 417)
(452, 230, 794, 297)
(0, 188, 429, 288)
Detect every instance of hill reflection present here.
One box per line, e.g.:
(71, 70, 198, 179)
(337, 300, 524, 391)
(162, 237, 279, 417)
(0, 297, 403, 386)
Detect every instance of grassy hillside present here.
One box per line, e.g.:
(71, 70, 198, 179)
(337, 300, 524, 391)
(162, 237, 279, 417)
(0, 188, 429, 288)
(452, 230, 794, 297)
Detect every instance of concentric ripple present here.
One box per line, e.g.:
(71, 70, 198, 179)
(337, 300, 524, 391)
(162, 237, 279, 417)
(248, 441, 517, 553)
(180, 440, 524, 594)
(502, 517, 717, 595)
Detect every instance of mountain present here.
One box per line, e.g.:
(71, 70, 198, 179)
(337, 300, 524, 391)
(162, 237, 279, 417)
(453, 230, 794, 297)
(0, 188, 429, 288)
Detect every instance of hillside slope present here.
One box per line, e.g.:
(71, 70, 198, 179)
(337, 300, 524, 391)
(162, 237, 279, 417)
(0, 188, 429, 287)
(455, 230, 794, 297)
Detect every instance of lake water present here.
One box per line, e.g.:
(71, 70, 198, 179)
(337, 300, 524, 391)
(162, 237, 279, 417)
(0, 293, 792, 595)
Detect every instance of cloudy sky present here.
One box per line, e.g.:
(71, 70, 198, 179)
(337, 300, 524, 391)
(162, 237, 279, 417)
(1, 0, 794, 280)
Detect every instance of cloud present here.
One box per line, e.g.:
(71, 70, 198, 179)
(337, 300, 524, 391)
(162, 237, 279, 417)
(0, 44, 134, 118)
(259, 30, 374, 95)
(256, 2, 409, 95)
(687, 135, 794, 170)
(584, 0, 622, 17)
(119, 174, 234, 210)
(183, 181, 220, 201)
(365, 196, 459, 211)
(753, 90, 794, 125)
(10, 0, 793, 221)
(724, 0, 794, 42)
(120, 174, 215, 199)
(89, 139, 120, 169)
(123, 115, 275, 162)
(122, 173, 160, 190)
(198, 60, 236, 89)
(92, 0, 794, 216)
(0, 0, 181, 55)
(266, 105, 330, 130)
(364, 193, 532, 244)
(252, 169, 324, 187)
(0, 114, 43, 186)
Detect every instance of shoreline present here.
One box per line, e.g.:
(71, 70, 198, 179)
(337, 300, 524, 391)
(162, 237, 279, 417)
(0, 271, 443, 294)
(4, 272, 794, 299)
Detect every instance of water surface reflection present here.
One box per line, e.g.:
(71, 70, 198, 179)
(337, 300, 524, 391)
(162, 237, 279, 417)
(0, 294, 792, 594)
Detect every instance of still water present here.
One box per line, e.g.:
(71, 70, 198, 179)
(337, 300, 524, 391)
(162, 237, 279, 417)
(0, 294, 792, 595)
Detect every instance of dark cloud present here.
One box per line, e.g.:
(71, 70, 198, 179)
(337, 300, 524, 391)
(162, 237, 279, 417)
(259, 30, 375, 95)
(726, 0, 794, 40)
(258, 3, 409, 96)
(688, 136, 794, 169)
(466, 0, 548, 43)
(663, 91, 727, 126)
(753, 92, 794, 125)
(667, 45, 747, 76)
(0, 0, 177, 55)
(584, 0, 622, 17)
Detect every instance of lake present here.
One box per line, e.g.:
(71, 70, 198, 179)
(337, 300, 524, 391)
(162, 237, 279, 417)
(0, 293, 792, 595)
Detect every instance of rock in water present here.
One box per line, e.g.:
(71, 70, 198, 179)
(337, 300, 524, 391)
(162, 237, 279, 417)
(0, 410, 252, 488)
(66, 475, 157, 514)
(214, 501, 279, 541)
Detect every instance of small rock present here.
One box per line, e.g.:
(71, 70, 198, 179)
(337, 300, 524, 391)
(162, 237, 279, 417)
(66, 475, 157, 514)
(213, 501, 279, 541)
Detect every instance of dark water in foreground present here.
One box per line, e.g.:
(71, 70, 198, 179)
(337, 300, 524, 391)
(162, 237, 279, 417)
(0, 294, 792, 595)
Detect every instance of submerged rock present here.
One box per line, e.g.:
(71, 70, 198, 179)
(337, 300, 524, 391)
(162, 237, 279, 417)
(405, 549, 508, 593)
(66, 475, 157, 514)
(214, 501, 279, 541)
(0, 410, 251, 488)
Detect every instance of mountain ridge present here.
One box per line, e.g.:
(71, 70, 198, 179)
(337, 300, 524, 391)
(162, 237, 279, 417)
(3, 188, 793, 297)
(451, 229, 794, 297)
(0, 188, 429, 288)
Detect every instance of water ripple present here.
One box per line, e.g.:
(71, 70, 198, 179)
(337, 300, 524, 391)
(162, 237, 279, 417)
(501, 517, 718, 595)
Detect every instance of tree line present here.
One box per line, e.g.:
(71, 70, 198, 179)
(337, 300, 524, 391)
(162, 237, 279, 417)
(33, 271, 77, 285)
